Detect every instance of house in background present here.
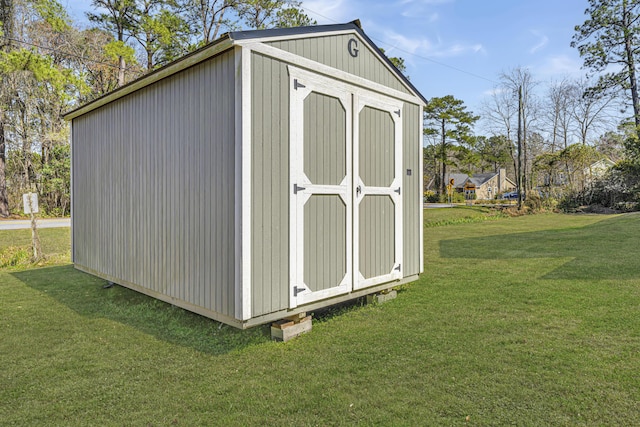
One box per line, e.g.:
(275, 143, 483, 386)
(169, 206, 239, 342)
(440, 169, 516, 200)
(446, 173, 470, 191)
(541, 158, 615, 188)
(585, 158, 616, 183)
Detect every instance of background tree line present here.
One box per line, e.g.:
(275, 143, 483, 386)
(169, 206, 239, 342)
(2, 0, 640, 217)
(424, 0, 640, 212)
(423, 70, 619, 203)
(0, 0, 316, 217)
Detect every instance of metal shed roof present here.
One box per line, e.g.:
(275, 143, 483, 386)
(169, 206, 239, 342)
(63, 20, 427, 121)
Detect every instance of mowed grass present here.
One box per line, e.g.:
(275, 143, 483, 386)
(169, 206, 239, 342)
(1, 212, 639, 425)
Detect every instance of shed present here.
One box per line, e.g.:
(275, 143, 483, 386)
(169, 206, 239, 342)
(64, 21, 426, 329)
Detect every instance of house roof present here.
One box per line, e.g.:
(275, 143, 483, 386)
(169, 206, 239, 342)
(467, 173, 496, 187)
(446, 172, 496, 189)
(446, 173, 470, 189)
(503, 176, 517, 188)
(589, 158, 616, 169)
(64, 20, 426, 121)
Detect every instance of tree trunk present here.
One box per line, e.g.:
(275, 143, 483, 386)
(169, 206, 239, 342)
(211, 3, 228, 41)
(0, 0, 13, 217)
(0, 121, 8, 217)
(522, 102, 529, 198)
(517, 86, 523, 210)
(146, 27, 154, 70)
(118, 55, 126, 86)
(440, 118, 446, 195)
(623, 0, 640, 136)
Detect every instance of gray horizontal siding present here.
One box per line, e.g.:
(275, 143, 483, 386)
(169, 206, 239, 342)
(72, 50, 237, 319)
(268, 35, 411, 95)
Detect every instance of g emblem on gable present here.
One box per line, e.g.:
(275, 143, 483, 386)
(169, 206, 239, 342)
(348, 38, 359, 58)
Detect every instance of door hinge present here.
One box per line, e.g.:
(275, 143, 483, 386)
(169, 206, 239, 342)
(294, 79, 306, 90)
(294, 183, 306, 194)
(394, 187, 401, 195)
(394, 109, 401, 117)
(293, 285, 306, 297)
(394, 264, 401, 272)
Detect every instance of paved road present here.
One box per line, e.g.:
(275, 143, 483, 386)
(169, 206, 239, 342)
(0, 218, 70, 230)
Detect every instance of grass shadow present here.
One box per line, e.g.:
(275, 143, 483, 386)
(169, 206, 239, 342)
(11, 265, 272, 355)
(439, 214, 640, 281)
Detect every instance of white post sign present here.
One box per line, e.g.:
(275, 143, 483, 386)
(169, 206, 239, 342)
(23, 192, 39, 214)
(22, 192, 42, 260)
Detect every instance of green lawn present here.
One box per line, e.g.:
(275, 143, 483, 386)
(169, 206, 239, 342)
(1, 212, 639, 425)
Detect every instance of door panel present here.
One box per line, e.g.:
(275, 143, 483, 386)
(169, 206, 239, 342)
(303, 92, 347, 185)
(304, 195, 347, 292)
(359, 106, 395, 187)
(359, 195, 396, 279)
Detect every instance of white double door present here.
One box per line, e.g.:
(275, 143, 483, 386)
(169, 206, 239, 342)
(289, 67, 403, 308)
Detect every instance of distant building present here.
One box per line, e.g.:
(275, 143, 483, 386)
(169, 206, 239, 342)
(428, 169, 516, 200)
(541, 158, 615, 188)
(584, 158, 616, 182)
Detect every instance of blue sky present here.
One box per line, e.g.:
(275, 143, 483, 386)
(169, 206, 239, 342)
(300, 0, 590, 115)
(63, 0, 591, 116)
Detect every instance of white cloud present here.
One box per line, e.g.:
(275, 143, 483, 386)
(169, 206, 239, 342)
(397, 0, 453, 20)
(301, 0, 353, 24)
(538, 55, 583, 77)
(430, 42, 485, 58)
(378, 28, 484, 60)
(483, 87, 507, 96)
(529, 31, 549, 54)
(381, 31, 432, 54)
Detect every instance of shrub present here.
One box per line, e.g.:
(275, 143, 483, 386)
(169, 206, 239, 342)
(524, 192, 544, 212)
(423, 191, 439, 203)
(559, 163, 640, 213)
(439, 192, 465, 203)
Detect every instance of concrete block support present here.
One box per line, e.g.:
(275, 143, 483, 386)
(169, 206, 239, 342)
(366, 289, 398, 305)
